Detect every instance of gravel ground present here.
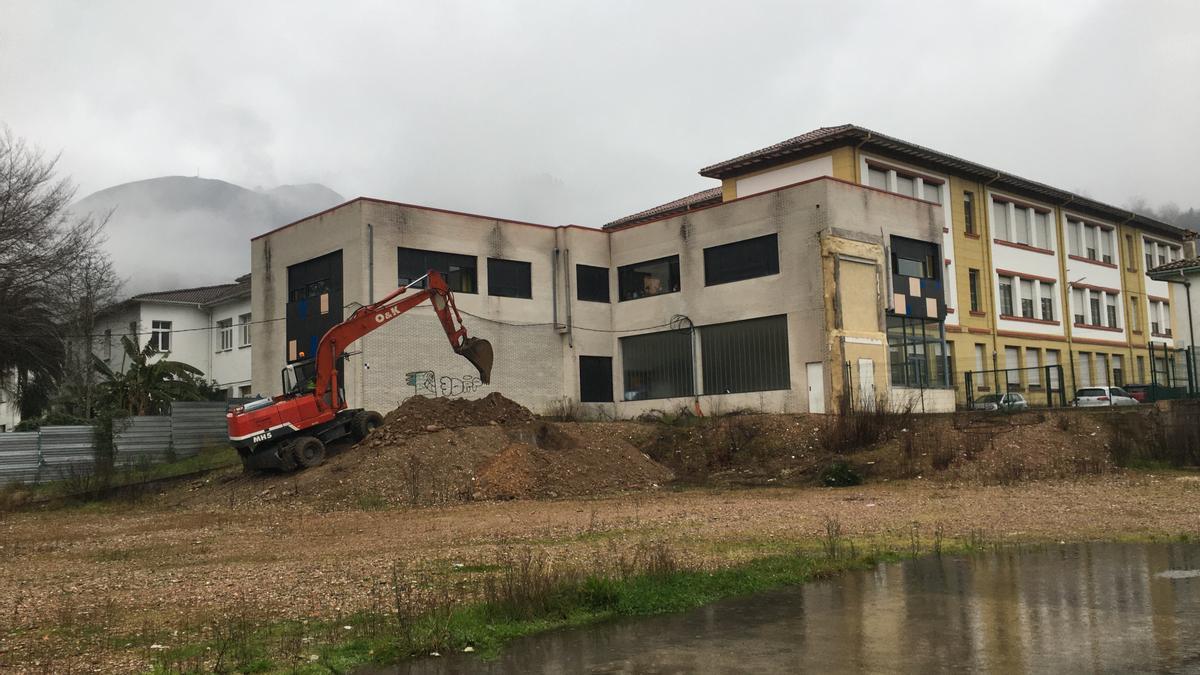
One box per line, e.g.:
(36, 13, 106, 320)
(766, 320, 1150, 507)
(1, 473, 1198, 672)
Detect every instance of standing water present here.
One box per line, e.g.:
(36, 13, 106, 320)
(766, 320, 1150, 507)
(369, 542, 1200, 674)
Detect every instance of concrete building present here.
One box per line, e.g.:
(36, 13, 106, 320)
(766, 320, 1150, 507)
(1148, 233, 1200, 387)
(250, 125, 1189, 416)
(96, 275, 254, 398)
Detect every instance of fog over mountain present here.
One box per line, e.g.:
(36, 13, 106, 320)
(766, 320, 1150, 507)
(72, 177, 343, 295)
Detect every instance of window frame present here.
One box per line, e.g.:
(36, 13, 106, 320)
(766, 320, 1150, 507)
(238, 313, 252, 347)
(486, 257, 533, 299)
(397, 247, 478, 294)
(149, 320, 172, 352)
(575, 264, 610, 303)
(703, 234, 780, 286)
(617, 255, 681, 302)
(217, 318, 234, 352)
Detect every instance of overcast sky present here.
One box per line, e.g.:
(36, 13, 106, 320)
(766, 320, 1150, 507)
(2, 0, 1198, 228)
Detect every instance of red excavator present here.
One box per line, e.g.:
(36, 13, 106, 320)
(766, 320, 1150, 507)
(226, 271, 493, 471)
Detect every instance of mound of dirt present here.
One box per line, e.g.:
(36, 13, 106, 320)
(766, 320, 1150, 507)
(170, 395, 670, 510)
(381, 393, 535, 433)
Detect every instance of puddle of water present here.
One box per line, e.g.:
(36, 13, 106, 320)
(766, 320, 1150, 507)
(365, 542, 1200, 674)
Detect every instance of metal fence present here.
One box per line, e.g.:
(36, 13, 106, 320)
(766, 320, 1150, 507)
(0, 402, 229, 486)
(963, 365, 1069, 409)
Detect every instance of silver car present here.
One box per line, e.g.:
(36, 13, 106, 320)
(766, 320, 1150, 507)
(1073, 386, 1139, 407)
(972, 393, 1029, 411)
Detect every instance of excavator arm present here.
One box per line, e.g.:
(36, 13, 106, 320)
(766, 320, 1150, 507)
(312, 270, 493, 412)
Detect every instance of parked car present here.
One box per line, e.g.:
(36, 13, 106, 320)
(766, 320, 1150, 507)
(1073, 386, 1140, 407)
(1122, 384, 1149, 402)
(972, 393, 1029, 411)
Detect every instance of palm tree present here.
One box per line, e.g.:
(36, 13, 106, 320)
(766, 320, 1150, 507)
(94, 336, 207, 415)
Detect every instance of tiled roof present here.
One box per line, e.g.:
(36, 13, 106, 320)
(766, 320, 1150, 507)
(698, 124, 1186, 239)
(603, 187, 723, 229)
(1148, 256, 1200, 276)
(129, 275, 250, 306)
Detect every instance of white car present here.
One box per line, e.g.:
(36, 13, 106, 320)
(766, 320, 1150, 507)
(1073, 386, 1139, 407)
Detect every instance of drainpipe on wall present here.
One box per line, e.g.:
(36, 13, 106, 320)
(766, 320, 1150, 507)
(552, 247, 560, 329)
(564, 247, 574, 348)
(363, 223, 375, 409)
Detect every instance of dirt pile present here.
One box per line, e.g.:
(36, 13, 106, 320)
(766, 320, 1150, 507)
(380, 393, 534, 433)
(172, 395, 670, 510)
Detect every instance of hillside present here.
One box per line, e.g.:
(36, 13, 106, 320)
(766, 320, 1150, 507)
(72, 176, 344, 294)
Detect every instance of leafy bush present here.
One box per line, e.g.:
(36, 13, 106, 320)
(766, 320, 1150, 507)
(819, 461, 862, 487)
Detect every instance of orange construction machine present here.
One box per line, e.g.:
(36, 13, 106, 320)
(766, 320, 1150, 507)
(226, 271, 493, 470)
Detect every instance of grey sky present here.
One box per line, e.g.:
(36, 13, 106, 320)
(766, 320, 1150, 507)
(2, 0, 1198, 229)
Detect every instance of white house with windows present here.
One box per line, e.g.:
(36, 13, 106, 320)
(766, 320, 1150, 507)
(95, 274, 254, 399)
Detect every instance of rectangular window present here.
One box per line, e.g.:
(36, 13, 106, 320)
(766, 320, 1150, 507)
(1100, 229, 1113, 264)
(999, 276, 1014, 316)
(868, 166, 888, 190)
(620, 329, 694, 400)
(487, 257, 532, 299)
(1020, 279, 1035, 318)
(963, 191, 975, 234)
(1072, 287, 1086, 325)
(1126, 235, 1136, 269)
(1129, 296, 1139, 331)
(1046, 350, 1061, 390)
(1070, 220, 1089, 254)
(1096, 354, 1109, 386)
(218, 318, 233, 351)
(700, 315, 790, 395)
(1145, 239, 1154, 271)
(579, 356, 613, 403)
(703, 234, 780, 286)
(1105, 295, 1118, 328)
(968, 269, 980, 312)
(1005, 346, 1021, 388)
(238, 313, 251, 347)
(974, 344, 986, 374)
(992, 200, 1009, 241)
(576, 264, 610, 303)
(1089, 291, 1102, 326)
(1078, 352, 1092, 388)
(149, 320, 172, 352)
(1035, 211, 1050, 249)
(886, 315, 946, 388)
(1137, 355, 1146, 382)
(1041, 294, 1054, 322)
(895, 174, 916, 198)
(1025, 348, 1041, 385)
(1112, 355, 1124, 387)
(1085, 225, 1098, 260)
(922, 181, 941, 204)
(1013, 207, 1030, 245)
(618, 255, 680, 301)
(397, 247, 477, 293)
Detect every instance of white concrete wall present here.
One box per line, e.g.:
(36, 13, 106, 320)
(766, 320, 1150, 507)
(208, 296, 252, 393)
(987, 190, 1066, 339)
(736, 155, 833, 198)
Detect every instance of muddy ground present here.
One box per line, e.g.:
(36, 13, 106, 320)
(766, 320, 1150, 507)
(0, 399, 1197, 672)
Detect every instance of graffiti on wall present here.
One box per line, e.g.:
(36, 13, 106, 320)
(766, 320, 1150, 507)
(405, 370, 485, 398)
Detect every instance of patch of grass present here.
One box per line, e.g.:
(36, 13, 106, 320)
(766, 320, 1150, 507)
(355, 492, 388, 511)
(144, 530, 1013, 674)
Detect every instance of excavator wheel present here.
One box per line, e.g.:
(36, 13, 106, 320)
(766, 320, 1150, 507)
(352, 411, 384, 442)
(292, 436, 326, 469)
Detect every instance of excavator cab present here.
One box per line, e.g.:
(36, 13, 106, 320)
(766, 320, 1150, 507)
(282, 359, 318, 395)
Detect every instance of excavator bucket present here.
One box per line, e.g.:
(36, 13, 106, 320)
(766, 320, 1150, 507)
(456, 337, 494, 384)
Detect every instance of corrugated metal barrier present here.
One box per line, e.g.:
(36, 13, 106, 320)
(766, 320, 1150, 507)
(0, 402, 230, 486)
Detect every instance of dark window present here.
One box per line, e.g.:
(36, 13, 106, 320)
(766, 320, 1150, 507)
(1089, 295, 1101, 326)
(397, 247, 477, 293)
(620, 329, 693, 400)
(963, 191, 975, 235)
(886, 315, 947, 388)
(1041, 297, 1054, 322)
(700, 315, 790, 394)
(618, 256, 680, 301)
(487, 258, 532, 299)
(968, 269, 980, 312)
(890, 236, 939, 280)
(288, 250, 343, 364)
(999, 278, 1014, 316)
(579, 356, 613, 402)
(703, 234, 779, 286)
(576, 264, 610, 303)
(1106, 305, 1118, 328)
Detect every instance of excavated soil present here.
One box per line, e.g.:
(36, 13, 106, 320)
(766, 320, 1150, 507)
(169, 395, 670, 510)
